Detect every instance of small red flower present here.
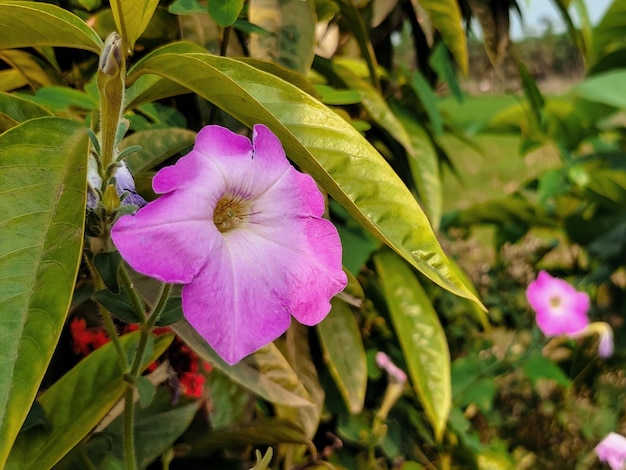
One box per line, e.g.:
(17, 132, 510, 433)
(68, 316, 211, 398)
(70, 318, 110, 355)
(179, 371, 206, 398)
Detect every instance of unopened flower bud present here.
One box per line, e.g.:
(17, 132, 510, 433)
(99, 32, 123, 76)
(103, 184, 121, 212)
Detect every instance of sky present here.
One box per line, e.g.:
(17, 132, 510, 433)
(509, 0, 613, 39)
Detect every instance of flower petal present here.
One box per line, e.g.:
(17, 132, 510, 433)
(181, 239, 293, 365)
(596, 433, 626, 470)
(183, 215, 346, 364)
(112, 139, 239, 282)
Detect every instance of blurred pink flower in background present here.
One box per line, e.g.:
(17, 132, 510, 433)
(595, 432, 626, 469)
(376, 352, 407, 384)
(112, 124, 347, 365)
(526, 270, 590, 336)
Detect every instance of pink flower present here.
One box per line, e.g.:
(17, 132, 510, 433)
(596, 433, 626, 469)
(526, 271, 590, 336)
(111, 125, 347, 365)
(375, 352, 407, 384)
(598, 325, 614, 358)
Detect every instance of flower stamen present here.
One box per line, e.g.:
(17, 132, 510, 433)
(213, 195, 248, 232)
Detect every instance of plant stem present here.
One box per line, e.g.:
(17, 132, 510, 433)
(123, 386, 137, 470)
(84, 252, 128, 368)
(122, 281, 171, 469)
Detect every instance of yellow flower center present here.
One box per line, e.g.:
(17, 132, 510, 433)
(213, 195, 248, 233)
(549, 296, 561, 308)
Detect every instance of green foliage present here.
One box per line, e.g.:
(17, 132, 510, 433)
(0, 118, 89, 467)
(4, 0, 623, 468)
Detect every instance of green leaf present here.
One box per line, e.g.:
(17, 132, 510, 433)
(126, 45, 483, 307)
(322, 58, 416, 155)
(110, 0, 161, 52)
(106, 388, 199, 467)
(121, 128, 197, 174)
(28, 86, 98, 113)
(335, 0, 380, 88)
(0, 117, 89, 467)
(0, 92, 52, 132)
(411, 71, 443, 137)
(591, 0, 626, 64)
(0, 69, 29, 93)
(6, 331, 174, 470)
(172, 320, 314, 407)
(515, 59, 545, 128)
(278, 324, 325, 436)
(19, 401, 50, 434)
(0, 1, 102, 53)
(168, 0, 206, 15)
(248, 0, 316, 74)
(135, 376, 157, 408)
(92, 289, 143, 324)
(429, 42, 463, 102)
(155, 296, 184, 326)
(418, 0, 468, 75)
(391, 102, 442, 230)
(522, 353, 570, 388)
(374, 250, 451, 442)
(466, 0, 510, 67)
(316, 299, 367, 414)
(574, 69, 626, 109)
(274, 324, 324, 465)
(0, 49, 62, 89)
(94, 251, 122, 293)
(208, 0, 244, 27)
(186, 418, 313, 455)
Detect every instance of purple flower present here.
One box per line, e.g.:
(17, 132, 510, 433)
(87, 157, 145, 209)
(111, 124, 347, 364)
(596, 433, 626, 469)
(526, 271, 590, 336)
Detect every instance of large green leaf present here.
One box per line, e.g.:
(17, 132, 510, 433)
(172, 320, 314, 407)
(125, 44, 483, 307)
(6, 332, 174, 470)
(321, 58, 415, 156)
(0, 1, 102, 53)
(374, 250, 451, 442)
(316, 299, 367, 414)
(418, 0, 468, 74)
(248, 0, 316, 74)
(0, 49, 62, 89)
(0, 117, 89, 467)
(391, 102, 442, 230)
(109, 0, 161, 52)
(0, 92, 52, 132)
